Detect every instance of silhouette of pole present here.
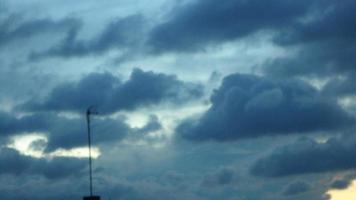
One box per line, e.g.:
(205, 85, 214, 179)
(86, 106, 97, 197)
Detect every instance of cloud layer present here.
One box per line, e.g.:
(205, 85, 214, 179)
(30, 15, 145, 60)
(265, 0, 356, 77)
(1, 0, 356, 199)
(0, 111, 161, 152)
(148, 0, 314, 53)
(251, 135, 356, 177)
(0, 147, 86, 179)
(177, 73, 354, 141)
(0, 14, 79, 47)
(22, 68, 203, 114)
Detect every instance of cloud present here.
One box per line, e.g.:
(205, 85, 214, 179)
(0, 174, 204, 200)
(265, 0, 356, 77)
(131, 115, 162, 138)
(283, 181, 311, 196)
(274, 0, 356, 46)
(0, 111, 139, 152)
(0, 147, 86, 179)
(2, 1, 356, 200)
(177, 73, 354, 141)
(147, 0, 314, 53)
(250, 135, 356, 177)
(330, 179, 352, 190)
(44, 114, 131, 152)
(0, 14, 79, 47)
(322, 73, 356, 97)
(29, 15, 145, 60)
(201, 167, 238, 187)
(22, 68, 204, 114)
(0, 111, 52, 139)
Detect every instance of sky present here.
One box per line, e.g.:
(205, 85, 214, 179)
(1, 0, 356, 199)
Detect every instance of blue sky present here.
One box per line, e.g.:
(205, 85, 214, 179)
(1, 0, 356, 199)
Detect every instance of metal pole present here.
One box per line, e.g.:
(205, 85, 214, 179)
(86, 109, 93, 197)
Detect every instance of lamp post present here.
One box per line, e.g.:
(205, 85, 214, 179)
(83, 106, 100, 200)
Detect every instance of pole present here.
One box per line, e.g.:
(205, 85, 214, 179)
(83, 106, 101, 200)
(86, 109, 93, 197)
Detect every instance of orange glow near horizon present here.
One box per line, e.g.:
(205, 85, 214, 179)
(328, 180, 356, 200)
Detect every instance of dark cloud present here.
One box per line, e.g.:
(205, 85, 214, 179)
(21, 72, 119, 113)
(0, 177, 85, 200)
(22, 68, 204, 114)
(177, 73, 354, 141)
(32, 156, 87, 179)
(322, 73, 356, 97)
(330, 179, 352, 190)
(0, 112, 126, 151)
(0, 147, 86, 179)
(283, 181, 311, 196)
(265, 40, 356, 77)
(0, 112, 52, 138)
(265, 0, 356, 76)
(201, 167, 238, 187)
(0, 175, 203, 200)
(148, 0, 314, 53)
(274, 0, 356, 46)
(2, 1, 356, 199)
(29, 15, 144, 60)
(0, 14, 79, 47)
(0, 110, 163, 152)
(147, 0, 356, 76)
(0, 147, 30, 174)
(44, 115, 130, 152)
(250, 135, 356, 177)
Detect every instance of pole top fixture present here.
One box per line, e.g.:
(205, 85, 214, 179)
(87, 106, 98, 115)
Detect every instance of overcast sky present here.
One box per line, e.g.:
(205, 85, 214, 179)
(1, 0, 356, 200)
